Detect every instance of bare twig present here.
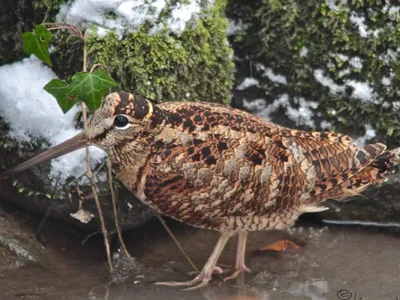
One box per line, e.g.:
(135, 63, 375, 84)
(107, 157, 131, 257)
(82, 101, 113, 271)
(156, 214, 199, 273)
(89, 63, 104, 73)
(81, 228, 101, 245)
(83, 37, 87, 72)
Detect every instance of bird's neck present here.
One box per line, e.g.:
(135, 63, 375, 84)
(108, 134, 154, 198)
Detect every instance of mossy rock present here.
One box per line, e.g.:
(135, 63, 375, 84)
(86, 0, 234, 103)
(226, 0, 400, 222)
(228, 0, 400, 145)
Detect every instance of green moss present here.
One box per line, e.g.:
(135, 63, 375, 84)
(87, 0, 234, 104)
(227, 0, 400, 145)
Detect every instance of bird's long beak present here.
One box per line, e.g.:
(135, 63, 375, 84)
(0, 131, 88, 180)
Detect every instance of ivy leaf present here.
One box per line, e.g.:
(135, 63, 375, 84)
(69, 69, 118, 111)
(44, 79, 76, 113)
(22, 25, 53, 66)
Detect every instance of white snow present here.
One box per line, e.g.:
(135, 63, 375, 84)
(334, 53, 349, 62)
(355, 124, 376, 146)
(326, 0, 348, 11)
(314, 69, 345, 94)
(382, 77, 392, 86)
(257, 64, 287, 85)
(326, 0, 340, 11)
(57, 0, 212, 39)
(350, 12, 370, 38)
(392, 101, 400, 110)
(0, 56, 106, 183)
(338, 68, 350, 77)
(227, 19, 245, 35)
(286, 98, 319, 128)
(388, 6, 400, 20)
(320, 120, 332, 130)
(236, 77, 259, 90)
(299, 47, 308, 57)
(242, 98, 267, 113)
(379, 49, 398, 65)
(243, 95, 288, 121)
(345, 80, 374, 103)
(349, 56, 363, 69)
(243, 95, 318, 128)
(349, 12, 381, 38)
(314, 69, 374, 103)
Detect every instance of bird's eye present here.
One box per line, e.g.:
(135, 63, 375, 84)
(113, 115, 129, 129)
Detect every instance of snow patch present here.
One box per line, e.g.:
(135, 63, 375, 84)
(0, 56, 106, 183)
(236, 77, 259, 90)
(257, 64, 287, 85)
(392, 101, 400, 110)
(355, 124, 376, 146)
(320, 120, 333, 130)
(314, 69, 345, 94)
(350, 12, 381, 38)
(382, 77, 392, 86)
(227, 19, 245, 35)
(286, 98, 319, 128)
(244, 95, 318, 128)
(299, 47, 308, 57)
(345, 80, 374, 103)
(57, 0, 213, 39)
(314, 69, 375, 103)
(349, 56, 363, 69)
(350, 12, 370, 38)
(326, 0, 348, 11)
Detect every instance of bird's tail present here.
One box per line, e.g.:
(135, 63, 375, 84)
(371, 147, 400, 174)
(304, 146, 400, 205)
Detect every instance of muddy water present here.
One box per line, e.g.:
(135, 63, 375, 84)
(1, 213, 400, 300)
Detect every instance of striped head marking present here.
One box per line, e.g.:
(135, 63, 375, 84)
(86, 92, 165, 152)
(113, 92, 155, 121)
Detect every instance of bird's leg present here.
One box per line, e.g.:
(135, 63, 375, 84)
(224, 231, 251, 282)
(155, 231, 233, 290)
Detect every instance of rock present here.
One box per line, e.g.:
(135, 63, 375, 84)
(0, 205, 49, 270)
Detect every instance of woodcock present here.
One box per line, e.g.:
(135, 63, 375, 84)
(1, 92, 400, 290)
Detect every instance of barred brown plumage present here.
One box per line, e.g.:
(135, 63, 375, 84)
(1, 91, 400, 290)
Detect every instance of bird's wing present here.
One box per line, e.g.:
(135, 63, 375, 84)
(276, 128, 387, 197)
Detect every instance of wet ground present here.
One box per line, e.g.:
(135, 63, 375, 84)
(1, 204, 400, 300)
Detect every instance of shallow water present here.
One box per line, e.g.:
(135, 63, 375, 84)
(1, 214, 400, 300)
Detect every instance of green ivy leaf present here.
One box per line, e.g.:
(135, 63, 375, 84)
(22, 25, 53, 66)
(69, 69, 118, 111)
(44, 79, 76, 113)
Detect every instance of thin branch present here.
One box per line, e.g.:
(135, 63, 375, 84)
(82, 96, 113, 270)
(83, 39, 87, 72)
(90, 63, 104, 73)
(107, 157, 131, 258)
(87, 173, 113, 271)
(156, 214, 199, 273)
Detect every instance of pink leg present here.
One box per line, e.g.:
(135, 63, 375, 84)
(224, 231, 251, 282)
(155, 231, 234, 290)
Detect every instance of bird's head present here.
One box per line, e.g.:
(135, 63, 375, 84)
(0, 92, 164, 180)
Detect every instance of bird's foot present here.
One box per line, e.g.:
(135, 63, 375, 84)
(188, 265, 225, 276)
(155, 270, 212, 291)
(223, 265, 252, 282)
